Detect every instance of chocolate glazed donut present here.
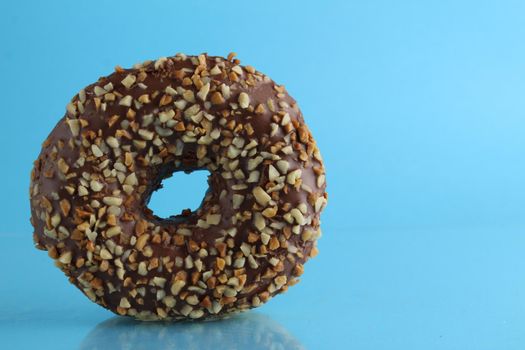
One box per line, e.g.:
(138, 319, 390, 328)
(29, 53, 327, 321)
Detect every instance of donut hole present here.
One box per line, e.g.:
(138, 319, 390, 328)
(147, 170, 210, 219)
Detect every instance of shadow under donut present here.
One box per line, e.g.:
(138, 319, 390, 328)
(79, 312, 304, 350)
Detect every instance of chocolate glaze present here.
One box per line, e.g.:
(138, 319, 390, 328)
(29, 53, 327, 320)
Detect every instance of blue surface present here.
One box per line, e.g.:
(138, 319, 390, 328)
(1, 0, 525, 349)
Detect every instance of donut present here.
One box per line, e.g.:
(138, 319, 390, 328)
(30, 53, 327, 321)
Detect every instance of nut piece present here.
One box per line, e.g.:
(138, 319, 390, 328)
(66, 119, 80, 137)
(238, 92, 250, 109)
(106, 136, 119, 149)
(268, 165, 279, 182)
(106, 226, 121, 238)
(135, 234, 150, 251)
(124, 173, 138, 186)
(121, 74, 136, 89)
(159, 109, 175, 123)
(138, 129, 154, 141)
(276, 160, 289, 174)
(57, 158, 69, 174)
(171, 280, 186, 296)
(253, 212, 266, 231)
(119, 95, 133, 107)
(232, 194, 244, 209)
(252, 186, 271, 207)
(58, 251, 72, 264)
(100, 248, 113, 260)
(78, 186, 88, 196)
(290, 208, 305, 225)
(137, 261, 147, 276)
(210, 65, 221, 75)
(206, 213, 222, 225)
(59, 199, 71, 217)
(286, 169, 302, 185)
(262, 206, 277, 218)
(119, 298, 131, 308)
(211, 91, 225, 105)
(197, 82, 210, 101)
(91, 144, 104, 158)
(317, 174, 325, 188)
(315, 196, 326, 213)
(94, 86, 106, 96)
(103, 196, 123, 206)
(90, 180, 103, 192)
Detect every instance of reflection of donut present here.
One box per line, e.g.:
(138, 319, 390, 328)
(30, 53, 327, 320)
(80, 313, 304, 350)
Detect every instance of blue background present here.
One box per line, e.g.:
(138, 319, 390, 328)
(1, 0, 525, 349)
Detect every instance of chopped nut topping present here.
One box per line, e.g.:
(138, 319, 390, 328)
(100, 248, 113, 260)
(119, 297, 131, 308)
(315, 196, 326, 213)
(138, 129, 154, 140)
(106, 136, 119, 149)
(121, 74, 136, 89)
(78, 185, 88, 196)
(238, 92, 250, 109)
(286, 169, 302, 185)
(232, 194, 244, 209)
(253, 212, 266, 231)
(262, 206, 277, 218)
(165, 86, 177, 95)
(197, 82, 210, 101)
(268, 165, 279, 182)
(138, 94, 151, 104)
(290, 208, 305, 225)
(171, 280, 186, 296)
(58, 251, 72, 264)
(91, 144, 104, 158)
(57, 158, 69, 174)
(252, 186, 271, 207)
(182, 90, 195, 103)
(159, 94, 173, 106)
(232, 65, 243, 75)
(206, 213, 221, 225)
(103, 196, 123, 206)
(106, 226, 121, 238)
(317, 174, 325, 188)
(211, 91, 225, 105)
(89, 180, 103, 192)
(221, 84, 231, 99)
(59, 199, 71, 216)
(119, 95, 133, 107)
(135, 234, 150, 251)
(159, 109, 175, 123)
(94, 86, 107, 96)
(210, 65, 221, 75)
(66, 119, 80, 137)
